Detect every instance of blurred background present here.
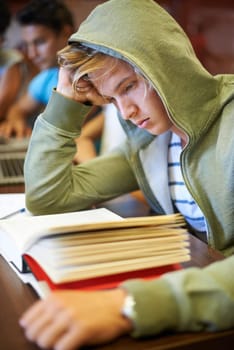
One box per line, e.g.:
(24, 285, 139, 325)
(4, 0, 234, 75)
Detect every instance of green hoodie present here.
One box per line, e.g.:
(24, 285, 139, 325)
(69, 0, 234, 256)
(24, 0, 234, 337)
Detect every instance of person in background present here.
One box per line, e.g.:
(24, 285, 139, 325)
(0, 0, 74, 138)
(74, 104, 127, 164)
(20, 0, 234, 349)
(0, 0, 36, 122)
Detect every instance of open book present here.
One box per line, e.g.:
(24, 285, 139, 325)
(0, 208, 122, 272)
(0, 208, 190, 291)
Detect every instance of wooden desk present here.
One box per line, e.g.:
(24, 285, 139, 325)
(0, 183, 25, 193)
(0, 191, 234, 350)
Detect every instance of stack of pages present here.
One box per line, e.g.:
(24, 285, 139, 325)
(0, 208, 190, 291)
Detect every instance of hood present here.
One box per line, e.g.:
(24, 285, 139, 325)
(69, 0, 234, 141)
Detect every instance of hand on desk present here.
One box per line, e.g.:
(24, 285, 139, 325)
(0, 117, 32, 138)
(19, 288, 133, 350)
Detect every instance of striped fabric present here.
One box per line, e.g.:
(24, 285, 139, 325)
(168, 133, 206, 233)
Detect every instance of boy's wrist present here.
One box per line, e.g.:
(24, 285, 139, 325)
(121, 293, 136, 324)
(109, 288, 135, 333)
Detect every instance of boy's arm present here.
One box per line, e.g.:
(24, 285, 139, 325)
(122, 255, 234, 336)
(25, 90, 138, 215)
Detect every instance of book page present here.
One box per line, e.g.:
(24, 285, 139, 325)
(50, 213, 185, 234)
(5, 259, 50, 298)
(0, 208, 123, 253)
(0, 193, 25, 219)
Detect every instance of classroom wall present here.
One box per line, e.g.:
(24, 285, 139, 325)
(5, 0, 234, 74)
(64, 0, 107, 29)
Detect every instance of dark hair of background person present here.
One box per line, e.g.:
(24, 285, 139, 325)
(0, 0, 11, 36)
(16, 0, 74, 32)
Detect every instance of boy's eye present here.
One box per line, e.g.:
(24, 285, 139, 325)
(125, 81, 136, 93)
(125, 83, 133, 92)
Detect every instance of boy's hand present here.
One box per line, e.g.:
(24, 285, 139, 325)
(57, 68, 108, 106)
(19, 288, 133, 350)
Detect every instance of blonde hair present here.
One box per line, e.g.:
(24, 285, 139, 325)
(58, 44, 118, 91)
(57, 43, 152, 97)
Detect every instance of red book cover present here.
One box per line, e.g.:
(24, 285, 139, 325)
(24, 254, 182, 291)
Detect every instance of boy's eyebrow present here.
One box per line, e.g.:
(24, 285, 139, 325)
(113, 76, 130, 93)
(98, 73, 135, 99)
(103, 75, 133, 99)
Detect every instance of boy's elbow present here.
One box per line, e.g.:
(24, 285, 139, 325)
(25, 197, 43, 215)
(25, 195, 54, 215)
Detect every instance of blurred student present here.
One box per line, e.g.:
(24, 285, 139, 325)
(74, 104, 127, 164)
(0, 0, 35, 122)
(0, 0, 74, 138)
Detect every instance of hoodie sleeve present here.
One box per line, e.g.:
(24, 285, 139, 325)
(121, 256, 234, 337)
(24, 91, 138, 215)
